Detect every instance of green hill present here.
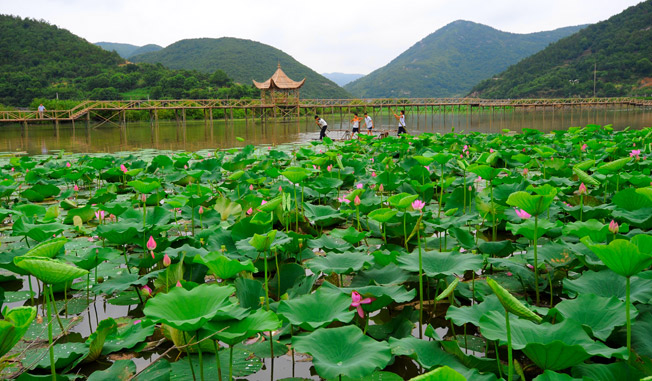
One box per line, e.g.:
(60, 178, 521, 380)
(344, 20, 585, 98)
(130, 37, 350, 99)
(0, 15, 260, 107)
(471, 1, 652, 98)
(95, 42, 163, 59)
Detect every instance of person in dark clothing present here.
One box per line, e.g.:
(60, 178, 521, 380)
(315, 115, 328, 140)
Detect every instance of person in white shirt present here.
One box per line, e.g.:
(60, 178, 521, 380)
(392, 109, 407, 136)
(364, 112, 374, 135)
(314, 115, 328, 140)
(38, 104, 46, 118)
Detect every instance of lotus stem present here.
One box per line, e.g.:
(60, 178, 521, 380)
(191, 207, 196, 236)
(417, 223, 423, 339)
(28, 275, 35, 306)
(494, 340, 503, 380)
(213, 341, 222, 381)
(626, 276, 632, 364)
(579, 195, 584, 222)
(183, 331, 197, 381)
(505, 311, 513, 381)
(403, 213, 408, 250)
(548, 271, 553, 307)
(229, 345, 233, 381)
(533, 214, 540, 305)
(49, 286, 65, 333)
(264, 253, 270, 310)
(294, 184, 299, 231)
(490, 184, 496, 241)
(44, 285, 56, 381)
(355, 205, 361, 232)
(123, 245, 131, 274)
(196, 330, 204, 381)
(438, 164, 444, 218)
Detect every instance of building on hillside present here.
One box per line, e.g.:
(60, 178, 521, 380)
(253, 63, 305, 119)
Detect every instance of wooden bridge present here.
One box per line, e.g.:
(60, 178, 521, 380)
(1, 97, 651, 127)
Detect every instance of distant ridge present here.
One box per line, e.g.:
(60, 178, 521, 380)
(322, 72, 365, 87)
(344, 20, 586, 98)
(95, 42, 163, 59)
(471, 0, 652, 98)
(130, 37, 350, 99)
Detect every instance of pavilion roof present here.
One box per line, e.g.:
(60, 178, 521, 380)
(253, 64, 305, 90)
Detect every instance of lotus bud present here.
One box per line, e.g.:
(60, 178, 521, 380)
(141, 193, 146, 203)
(141, 285, 152, 297)
(372, 171, 377, 177)
(523, 168, 529, 176)
(490, 148, 494, 153)
(163, 254, 171, 267)
(147, 236, 157, 251)
(221, 245, 227, 253)
(515, 208, 532, 219)
(73, 184, 79, 191)
(609, 220, 619, 234)
(327, 164, 333, 172)
(578, 183, 587, 195)
(354, 195, 361, 206)
(278, 185, 283, 192)
(356, 183, 363, 189)
(249, 184, 254, 191)
(66, 162, 71, 168)
(581, 143, 587, 152)
(379, 184, 384, 192)
(120, 164, 127, 173)
(247, 207, 253, 215)
(176, 281, 182, 287)
(198, 206, 204, 215)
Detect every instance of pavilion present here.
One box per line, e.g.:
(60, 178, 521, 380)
(253, 63, 305, 118)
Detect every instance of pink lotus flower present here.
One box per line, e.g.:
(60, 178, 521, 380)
(356, 183, 363, 189)
(313, 165, 318, 170)
(522, 148, 526, 152)
(371, 158, 374, 163)
(66, 162, 71, 168)
(506, 272, 513, 277)
(327, 164, 333, 172)
(261, 200, 267, 205)
(630, 149, 641, 159)
(338, 196, 351, 204)
(163, 254, 171, 267)
(460, 154, 463, 158)
(247, 207, 253, 215)
(523, 168, 529, 176)
(354, 195, 361, 206)
(141, 285, 152, 297)
(278, 186, 283, 192)
(141, 193, 146, 203)
(490, 148, 494, 153)
(424, 166, 430, 171)
(609, 220, 619, 234)
(147, 236, 157, 251)
(120, 164, 127, 174)
(249, 184, 254, 191)
(94, 210, 105, 221)
(73, 184, 79, 191)
(176, 281, 182, 287)
(133, 320, 142, 325)
(515, 208, 531, 219)
(526, 264, 534, 269)
(581, 143, 587, 152)
(412, 199, 425, 211)
(198, 206, 204, 215)
(372, 171, 377, 177)
(184, 165, 188, 169)
(578, 183, 587, 195)
(351, 291, 374, 318)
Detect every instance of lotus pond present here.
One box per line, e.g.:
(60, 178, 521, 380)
(1, 124, 652, 381)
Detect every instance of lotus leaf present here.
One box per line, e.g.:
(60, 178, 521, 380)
(87, 360, 136, 381)
(24, 237, 68, 258)
(204, 309, 281, 346)
(306, 251, 373, 274)
(169, 351, 262, 380)
(368, 208, 398, 223)
(409, 366, 467, 381)
(293, 325, 391, 380)
(563, 269, 652, 303)
(398, 250, 483, 278)
(506, 190, 556, 217)
(23, 342, 88, 369)
(14, 257, 88, 284)
(533, 370, 583, 381)
(303, 203, 345, 227)
(581, 235, 652, 277)
(277, 287, 355, 330)
(144, 284, 235, 331)
(0, 306, 37, 357)
(194, 252, 257, 280)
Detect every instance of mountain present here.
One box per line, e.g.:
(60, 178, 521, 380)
(95, 42, 163, 59)
(471, 1, 652, 98)
(344, 21, 586, 98)
(322, 72, 365, 87)
(130, 37, 350, 99)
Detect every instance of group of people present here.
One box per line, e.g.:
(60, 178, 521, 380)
(314, 109, 408, 140)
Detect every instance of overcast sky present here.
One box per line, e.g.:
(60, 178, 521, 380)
(2, 0, 643, 74)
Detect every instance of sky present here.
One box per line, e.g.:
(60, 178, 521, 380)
(1, 0, 644, 74)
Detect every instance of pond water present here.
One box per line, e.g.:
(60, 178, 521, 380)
(2, 106, 651, 155)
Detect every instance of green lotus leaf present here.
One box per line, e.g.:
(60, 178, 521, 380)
(446, 294, 502, 327)
(169, 351, 262, 380)
(24, 237, 68, 258)
(293, 325, 391, 380)
(87, 360, 137, 381)
(533, 370, 583, 381)
(486, 277, 542, 323)
(85, 317, 118, 363)
(573, 159, 595, 171)
(413, 155, 435, 166)
(213, 197, 243, 221)
(11, 218, 68, 242)
(611, 208, 652, 229)
(0, 306, 37, 357)
(321, 282, 416, 305)
(354, 263, 410, 286)
(330, 226, 367, 245)
(305, 251, 373, 274)
(551, 294, 636, 341)
(562, 219, 610, 242)
(506, 218, 562, 240)
(204, 309, 281, 346)
(389, 335, 459, 369)
(64, 205, 96, 224)
(468, 165, 507, 181)
(479, 311, 626, 360)
(144, 283, 235, 331)
(14, 257, 88, 284)
(309, 176, 344, 195)
(596, 157, 631, 174)
(368, 208, 398, 223)
(581, 236, 652, 277)
(303, 203, 345, 227)
(281, 166, 311, 184)
(524, 341, 592, 371)
(563, 269, 652, 303)
(95, 222, 140, 245)
(409, 366, 466, 381)
(102, 319, 156, 355)
(506, 191, 555, 217)
(227, 170, 245, 181)
(478, 240, 514, 257)
(612, 187, 652, 210)
(128, 179, 161, 194)
(277, 287, 355, 330)
(194, 252, 257, 280)
(571, 362, 644, 381)
(257, 196, 282, 212)
(248, 230, 277, 252)
(431, 153, 453, 165)
(22, 342, 88, 369)
(397, 250, 482, 278)
(572, 167, 600, 186)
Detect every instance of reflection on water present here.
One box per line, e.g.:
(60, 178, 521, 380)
(2, 106, 651, 155)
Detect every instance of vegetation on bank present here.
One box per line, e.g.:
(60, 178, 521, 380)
(471, 1, 652, 98)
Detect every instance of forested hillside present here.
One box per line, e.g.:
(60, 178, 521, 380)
(95, 42, 163, 58)
(344, 21, 585, 98)
(471, 1, 652, 98)
(0, 15, 258, 107)
(130, 37, 350, 99)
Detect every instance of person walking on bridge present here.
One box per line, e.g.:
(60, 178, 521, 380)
(364, 112, 374, 135)
(350, 113, 363, 139)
